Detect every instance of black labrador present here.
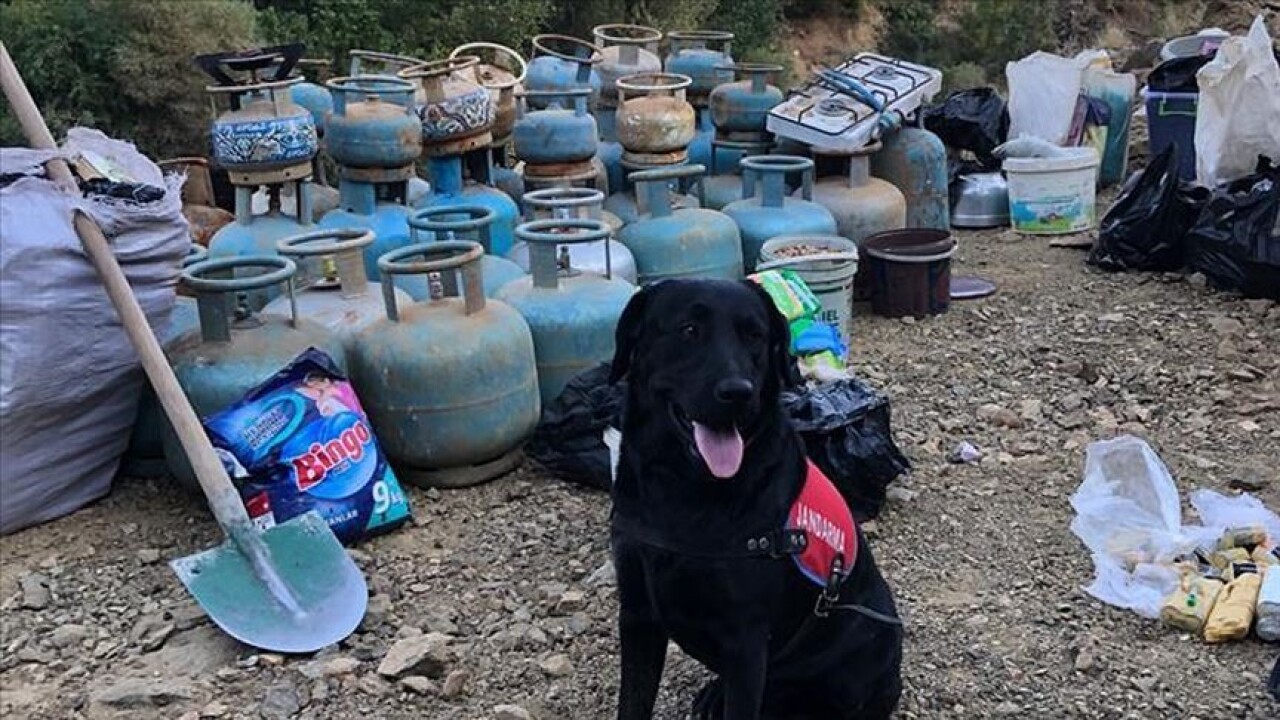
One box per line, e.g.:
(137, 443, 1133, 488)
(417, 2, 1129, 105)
(609, 279, 903, 720)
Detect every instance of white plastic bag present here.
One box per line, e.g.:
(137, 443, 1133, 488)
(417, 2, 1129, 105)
(1194, 15, 1280, 188)
(1189, 489, 1280, 547)
(0, 128, 189, 535)
(1006, 51, 1090, 146)
(1069, 435, 1209, 617)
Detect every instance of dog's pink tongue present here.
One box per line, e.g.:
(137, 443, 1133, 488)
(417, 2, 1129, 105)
(692, 422, 744, 479)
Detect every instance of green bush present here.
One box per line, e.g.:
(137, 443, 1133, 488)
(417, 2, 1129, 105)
(1, 0, 259, 159)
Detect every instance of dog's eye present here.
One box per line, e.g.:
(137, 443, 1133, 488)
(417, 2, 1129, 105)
(679, 322, 698, 339)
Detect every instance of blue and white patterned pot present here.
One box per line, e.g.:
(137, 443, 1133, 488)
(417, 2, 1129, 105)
(211, 91, 319, 171)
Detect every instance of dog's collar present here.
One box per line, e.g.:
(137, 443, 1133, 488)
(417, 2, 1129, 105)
(611, 461, 858, 585)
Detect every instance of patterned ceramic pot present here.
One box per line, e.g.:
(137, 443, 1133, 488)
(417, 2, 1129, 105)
(449, 43, 527, 143)
(208, 76, 319, 174)
(399, 57, 495, 157)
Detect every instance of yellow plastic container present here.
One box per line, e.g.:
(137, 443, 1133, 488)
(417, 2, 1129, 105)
(1160, 575, 1224, 633)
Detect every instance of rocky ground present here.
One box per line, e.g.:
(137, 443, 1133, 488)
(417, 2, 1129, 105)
(2, 216, 1279, 720)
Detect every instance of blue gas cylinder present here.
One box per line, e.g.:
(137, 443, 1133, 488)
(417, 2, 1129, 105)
(408, 205, 525, 299)
(416, 154, 519, 257)
(525, 35, 603, 110)
(722, 156, 837, 273)
(319, 75, 423, 282)
(290, 79, 333, 131)
(497, 219, 635, 406)
(207, 183, 318, 310)
(869, 122, 950, 231)
(161, 256, 348, 490)
(513, 88, 599, 183)
(702, 138, 769, 210)
(666, 31, 735, 169)
(353, 241, 541, 487)
(618, 164, 743, 283)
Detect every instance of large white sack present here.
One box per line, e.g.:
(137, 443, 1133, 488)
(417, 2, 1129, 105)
(0, 128, 190, 535)
(1194, 15, 1280, 188)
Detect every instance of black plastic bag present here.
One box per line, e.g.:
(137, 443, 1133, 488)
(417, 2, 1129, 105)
(781, 377, 910, 522)
(922, 88, 1010, 170)
(528, 366, 911, 521)
(1147, 55, 1215, 93)
(1186, 159, 1280, 299)
(526, 363, 626, 491)
(1088, 143, 1208, 271)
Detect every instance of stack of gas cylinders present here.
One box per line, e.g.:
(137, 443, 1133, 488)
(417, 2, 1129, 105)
(146, 31, 951, 488)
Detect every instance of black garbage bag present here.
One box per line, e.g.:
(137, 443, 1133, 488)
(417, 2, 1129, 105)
(1186, 158, 1280, 299)
(922, 87, 1010, 170)
(1088, 143, 1208, 271)
(1147, 55, 1215, 93)
(780, 377, 911, 522)
(528, 366, 912, 522)
(525, 363, 625, 491)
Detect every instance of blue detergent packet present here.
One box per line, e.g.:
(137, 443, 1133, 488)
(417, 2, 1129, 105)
(204, 348, 410, 544)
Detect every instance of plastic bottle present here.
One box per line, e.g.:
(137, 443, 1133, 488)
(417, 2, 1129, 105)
(1257, 569, 1280, 642)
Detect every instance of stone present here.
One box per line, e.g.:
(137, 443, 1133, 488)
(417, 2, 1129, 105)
(48, 623, 91, 649)
(442, 669, 470, 698)
(136, 548, 161, 565)
(130, 614, 176, 653)
(494, 705, 534, 720)
(259, 681, 302, 719)
(1209, 316, 1244, 336)
(19, 573, 50, 610)
(376, 632, 452, 679)
(977, 404, 1024, 429)
(200, 701, 230, 718)
(539, 653, 573, 678)
(400, 676, 437, 696)
(359, 594, 392, 632)
(995, 701, 1021, 716)
(357, 674, 391, 696)
(886, 486, 918, 503)
(299, 657, 361, 680)
(91, 678, 193, 708)
(585, 560, 616, 588)
(1245, 299, 1272, 316)
(554, 590, 587, 615)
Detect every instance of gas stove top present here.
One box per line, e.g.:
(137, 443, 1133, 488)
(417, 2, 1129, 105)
(767, 53, 943, 151)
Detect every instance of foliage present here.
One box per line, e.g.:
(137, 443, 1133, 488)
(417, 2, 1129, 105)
(877, 0, 1058, 87)
(1, 0, 259, 158)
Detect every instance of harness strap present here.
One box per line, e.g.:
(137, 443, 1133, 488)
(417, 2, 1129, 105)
(611, 511, 808, 560)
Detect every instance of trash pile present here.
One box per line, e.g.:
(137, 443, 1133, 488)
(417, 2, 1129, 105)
(1087, 16, 1280, 299)
(1071, 435, 1280, 645)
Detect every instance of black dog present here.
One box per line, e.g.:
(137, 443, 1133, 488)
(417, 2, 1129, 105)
(609, 279, 903, 720)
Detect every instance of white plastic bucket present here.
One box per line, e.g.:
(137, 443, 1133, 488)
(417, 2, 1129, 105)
(757, 235, 859, 350)
(1004, 148, 1100, 235)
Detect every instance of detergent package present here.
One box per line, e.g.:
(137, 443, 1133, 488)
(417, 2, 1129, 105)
(204, 348, 410, 544)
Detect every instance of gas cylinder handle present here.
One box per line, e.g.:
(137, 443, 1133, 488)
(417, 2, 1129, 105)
(740, 155, 814, 202)
(203, 75, 303, 97)
(278, 229, 374, 299)
(185, 244, 210, 266)
(716, 62, 781, 94)
(398, 56, 481, 81)
(517, 218, 612, 287)
(531, 35, 604, 66)
(522, 187, 606, 213)
(326, 75, 417, 113)
(616, 73, 691, 105)
(592, 24, 664, 47)
(408, 205, 499, 254)
(377, 241, 487, 321)
(667, 30, 734, 52)
(515, 87, 592, 118)
(449, 42, 528, 88)
(628, 164, 706, 215)
(709, 137, 773, 175)
(183, 256, 299, 342)
(349, 49, 427, 75)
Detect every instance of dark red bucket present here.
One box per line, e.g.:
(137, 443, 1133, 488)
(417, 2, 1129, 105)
(862, 228, 957, 318)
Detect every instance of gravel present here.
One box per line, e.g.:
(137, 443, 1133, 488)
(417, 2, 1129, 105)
(1, 221, 1278, 719)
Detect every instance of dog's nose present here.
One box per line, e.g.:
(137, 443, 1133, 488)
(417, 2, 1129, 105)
(714, 378, 755, 404)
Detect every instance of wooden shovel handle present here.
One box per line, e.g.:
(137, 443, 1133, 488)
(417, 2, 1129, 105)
(0, 42, 252, 532)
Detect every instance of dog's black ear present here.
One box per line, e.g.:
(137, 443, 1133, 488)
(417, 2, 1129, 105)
(610, 282, 658, 383)
(744, 279, 801, 390)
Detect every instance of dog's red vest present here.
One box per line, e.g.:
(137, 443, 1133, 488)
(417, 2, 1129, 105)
(788, 461, 858, 587)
